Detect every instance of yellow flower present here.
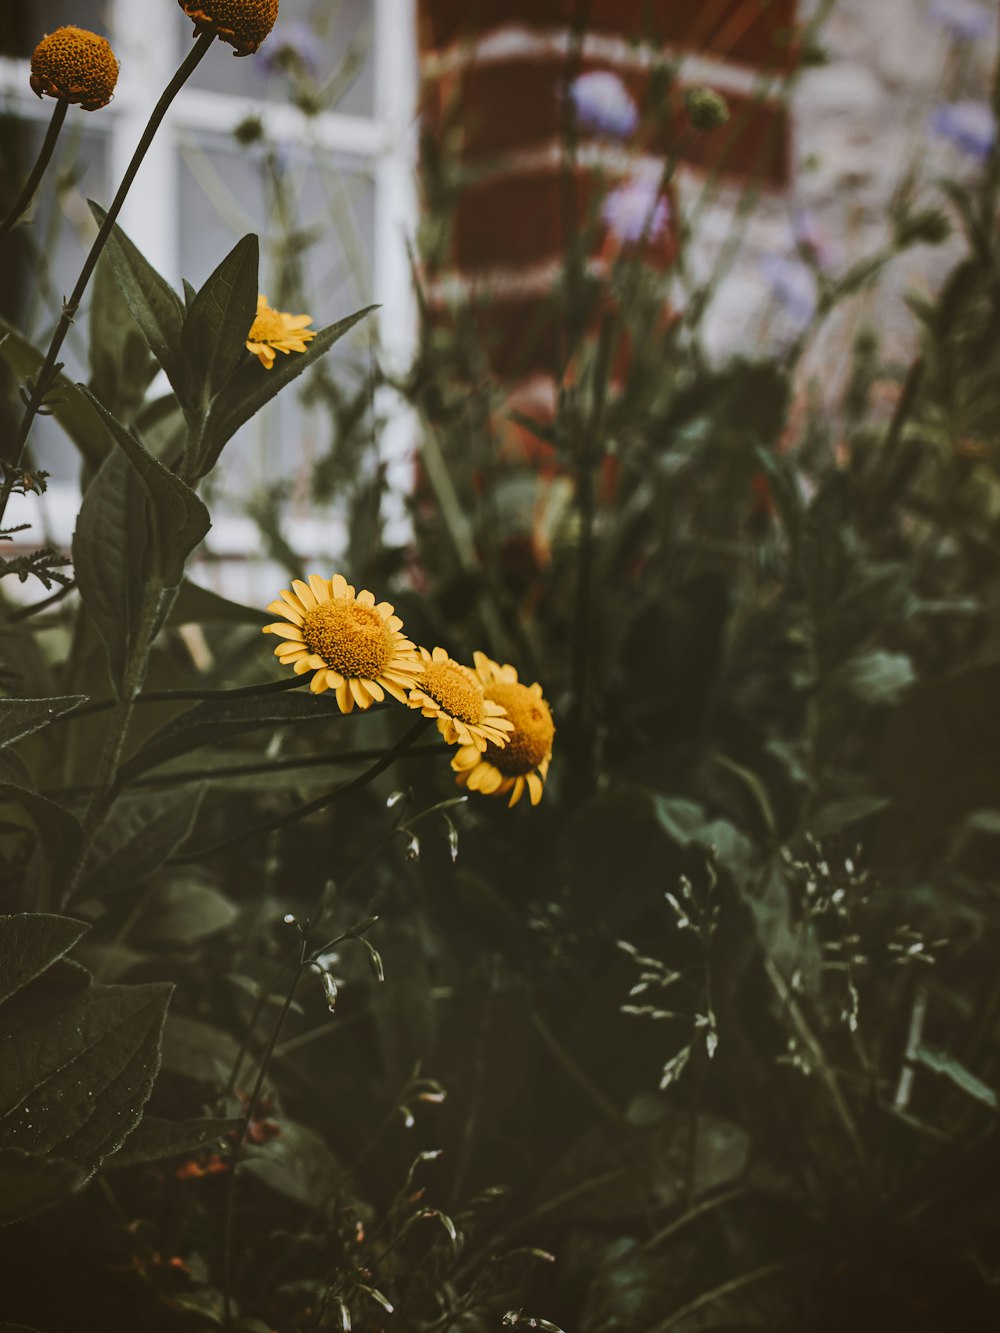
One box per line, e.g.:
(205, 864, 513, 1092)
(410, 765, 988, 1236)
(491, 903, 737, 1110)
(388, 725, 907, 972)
(30, 26, 119, 112)
(246, 294, 316, 369)
(451, 653, 554, 806)
(262, 574, 423, 713)
(406, 647, 514, 752)
(178, 0, 280, 57)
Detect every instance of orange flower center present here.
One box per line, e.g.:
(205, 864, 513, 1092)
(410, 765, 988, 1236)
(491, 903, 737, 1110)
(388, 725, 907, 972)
(178, 0, 280, 57)
(249, 305, 291, 344)
(302, 600, 393, 680)
(420, 661, 485, 726)
(484, 681, 554, 775)
(30, 26, 119, 111)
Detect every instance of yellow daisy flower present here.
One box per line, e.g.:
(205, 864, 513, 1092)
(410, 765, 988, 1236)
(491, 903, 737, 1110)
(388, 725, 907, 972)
(178, 0, 279, 57)
(262, 574, 423, 713)
(246, 294, 316, 369)
(30, 26, 119, 112)
(451, 652, 554, 806)
(406, 647, 514, 752)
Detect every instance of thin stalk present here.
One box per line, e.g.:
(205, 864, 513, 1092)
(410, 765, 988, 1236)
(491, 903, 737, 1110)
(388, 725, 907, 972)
(59, 673, 306, 724)
(5, 579, 77, 623)
(0, 99, 68, 237)
(172, 716, 433, 863)
(45, 741, 449, 795)
(0, 31, 215, 531)
(222, 933, 308, 1328)
(642, 1259, 788, 1333)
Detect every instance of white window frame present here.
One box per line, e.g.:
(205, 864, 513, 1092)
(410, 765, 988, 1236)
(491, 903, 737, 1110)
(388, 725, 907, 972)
(1, 0, 418, 579)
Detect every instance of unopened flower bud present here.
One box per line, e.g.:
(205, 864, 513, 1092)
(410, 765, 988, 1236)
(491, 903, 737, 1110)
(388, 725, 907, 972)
(684, 86, 730, 132)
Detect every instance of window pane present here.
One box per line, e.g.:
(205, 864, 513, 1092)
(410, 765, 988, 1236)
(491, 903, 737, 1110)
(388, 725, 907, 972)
(178, 130, 376, 503)
(182, 0, 375, 118)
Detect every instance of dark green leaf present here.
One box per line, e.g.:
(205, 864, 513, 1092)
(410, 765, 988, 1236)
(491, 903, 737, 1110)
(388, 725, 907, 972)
(0, 785, 83, 885)
(160, 1015, 241, 1085)
(73, 784, 206, 904)
(89, 251, 154, 423)
(0, 914, 89, 1006)
(169, 579, 265, 626)
(0, 979, 172, 1166)
(810, 795, 891, 837)
(135, 876, 238, 946)
(196, 305, 375, 478)
(182, 234, 259, 400)
(109, 1114, 239, 1167)
(71, 449, 149, 693)
(90, 202, 190, 404)
(243, 1120, 344, 1209)
(0, 316, 111, 470)
(0, 1148, 88, 1227)
(916, 1045, 998, 1111)
(118, 691, 346, 783)
(0, 695, 86, 749)
(81, 389, 211, 587)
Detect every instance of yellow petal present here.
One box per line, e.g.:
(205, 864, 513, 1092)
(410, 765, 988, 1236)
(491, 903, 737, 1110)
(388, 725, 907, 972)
(375, 601, 394, 619)
(336, 682, 353, 713)
(509, 777, 525, 807)
(526, 772, 544, 805)
(356, 589, 376, 608)
(310, 672, 328, 693)
(349, 678, 370, 710)
(309, 573, 330, 602)
(279, 588, 307, 616)
(364, 679, 385, 703)
(267, 598, 301, 623)
(264, 622, 305, 641)
(292, 579, 317, 611)
(480, 766, 505, 794)
(387, 616, 403, 632)
(293, 658, 314, 675)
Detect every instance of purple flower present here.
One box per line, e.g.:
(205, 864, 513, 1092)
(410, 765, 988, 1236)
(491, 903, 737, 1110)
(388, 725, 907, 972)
(569, 71, 639, 138)
(792, 210, 835, 271)
(927, 0, 993, 42)
(258, 21, 322, 79)
(929, 100, 996, 161)
(760, 254, 818, 328)
(602, 170, 670, 244)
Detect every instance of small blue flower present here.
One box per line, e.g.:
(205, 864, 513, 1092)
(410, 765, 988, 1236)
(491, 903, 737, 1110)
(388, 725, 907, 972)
(602, 170, 670, 244)
(569, 71, 639, 138)
(258, 21, 322, 79)
(760, 254, 818, 329)
(927, 0, 993, 42)
(929, 99, 996, 161)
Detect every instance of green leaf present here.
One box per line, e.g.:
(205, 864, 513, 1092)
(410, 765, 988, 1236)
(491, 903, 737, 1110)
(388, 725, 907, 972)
(182, 233, 259, 401)
(160, 1015, 241, 1085)
(196, 305, 376, 478)
(243, 1120, 344, 1209)
(89, 251, 155, 424)
(108, 1114, 239, 1167)
(836, 650, 915, 705)
(649, 795, 706, 846)
(0, 785, 83, 885)
(134, 876, 238, 947)
(0, 695, 86, 749)
(916, 1045, 998, 1111)
(0, 978, 172, 1166)
(0, 1148, 88, 1227)
(810, 795, 891, 838)
(118, 690, 346, 783)
(73, 784, 207, 904)
(0, 914, 89, 1006)
(0, 315, 111, 470)
(71, 449, 149, 693)
(81, 389, 211, 588)
(169, 579, 264, 626)
(90, 202, 190, 404)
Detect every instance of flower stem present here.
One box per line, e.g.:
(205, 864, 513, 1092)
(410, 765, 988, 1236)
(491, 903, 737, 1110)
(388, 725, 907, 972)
(0, 31, 215, 533)
(172, 716, 433, 863)
(62, 672, 305, 725)
(0, 99, 68, 237)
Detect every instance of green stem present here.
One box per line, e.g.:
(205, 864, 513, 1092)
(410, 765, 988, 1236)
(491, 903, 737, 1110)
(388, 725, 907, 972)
(0, 31, 215, 532)
(58, 672, 306, 725)
(0, 99, 68, 238)
(172, 716, 433, 863)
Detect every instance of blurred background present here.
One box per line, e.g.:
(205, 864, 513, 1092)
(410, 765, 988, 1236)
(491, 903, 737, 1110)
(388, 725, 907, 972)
(1, 0, 994, 595)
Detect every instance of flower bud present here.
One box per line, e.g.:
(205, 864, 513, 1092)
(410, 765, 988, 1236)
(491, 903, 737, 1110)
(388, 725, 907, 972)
(684, 86, 730, 132)
(178, 0, 280, 58)
(30, 26, 119, 112)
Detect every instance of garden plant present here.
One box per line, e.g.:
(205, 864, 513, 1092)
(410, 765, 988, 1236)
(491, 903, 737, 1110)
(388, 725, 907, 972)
(2, 1, 1000, 1330)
